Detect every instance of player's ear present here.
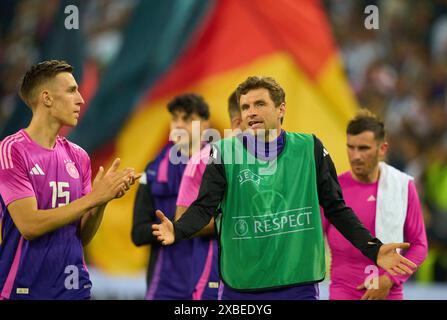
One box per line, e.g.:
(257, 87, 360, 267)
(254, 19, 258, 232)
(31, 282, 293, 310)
(379, 141, 388, 158)
(42, 90, 53, 107)
(231, 117, 242, 130)
(278, 103, 286, 122)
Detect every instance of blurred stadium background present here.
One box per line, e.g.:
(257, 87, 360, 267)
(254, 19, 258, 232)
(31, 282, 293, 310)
(0, 0, 446, 299)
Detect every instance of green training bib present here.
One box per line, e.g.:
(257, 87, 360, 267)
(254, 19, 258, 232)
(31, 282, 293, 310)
(214, 132, 325, 290)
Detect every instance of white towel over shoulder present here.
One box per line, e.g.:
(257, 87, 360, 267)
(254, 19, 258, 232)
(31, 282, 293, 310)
(375, 162, 413, 244)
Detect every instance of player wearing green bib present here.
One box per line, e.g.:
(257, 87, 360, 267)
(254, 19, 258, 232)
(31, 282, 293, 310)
(152, 76, 417, 300)
(215, 132, 323, 290)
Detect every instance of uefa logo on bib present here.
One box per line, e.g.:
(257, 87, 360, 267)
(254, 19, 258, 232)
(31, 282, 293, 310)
(234, 219, 249, 237)
(66, 161, 79, 179)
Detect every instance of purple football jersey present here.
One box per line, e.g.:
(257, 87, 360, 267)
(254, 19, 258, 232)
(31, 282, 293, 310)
(0, 129, 92, 299)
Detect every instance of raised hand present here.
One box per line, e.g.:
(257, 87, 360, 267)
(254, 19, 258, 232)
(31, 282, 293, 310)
(114, 167, 142, 198)
(152, 210, 175, 245)
(90, 158, 138, 206)
(376, 242, 417, 277)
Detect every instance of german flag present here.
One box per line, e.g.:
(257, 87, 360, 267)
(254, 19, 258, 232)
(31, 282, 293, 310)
(71, 0, 358, 274)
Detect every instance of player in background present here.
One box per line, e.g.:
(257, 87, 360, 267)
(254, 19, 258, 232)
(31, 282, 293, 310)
(0, 60, 138, 300)
(131, 94, 211, 299)
(322, 110, 428, 300)
(174, 91, 243, 299)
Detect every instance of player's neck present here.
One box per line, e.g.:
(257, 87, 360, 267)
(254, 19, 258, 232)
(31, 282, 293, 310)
(264, 126, 282, 142)
(251, 126, 282, 142)
(25, 112, 62, 149)
(351, 166, 380, 184)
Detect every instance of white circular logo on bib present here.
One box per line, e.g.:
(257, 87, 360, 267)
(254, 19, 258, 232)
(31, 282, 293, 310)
(234, 219, 248, 237)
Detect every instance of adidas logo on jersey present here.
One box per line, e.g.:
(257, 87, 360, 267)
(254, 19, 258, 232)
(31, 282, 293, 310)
(30, 163, 45, 175)
(367, 195, 376, 202)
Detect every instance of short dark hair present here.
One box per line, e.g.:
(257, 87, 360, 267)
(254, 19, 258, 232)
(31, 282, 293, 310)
(167, 93, 210, 120)
(228, 90, 240, 120)
(236, 76, 285, 107)
(19, 60, 73, 108)
(347, 109, 385, 141)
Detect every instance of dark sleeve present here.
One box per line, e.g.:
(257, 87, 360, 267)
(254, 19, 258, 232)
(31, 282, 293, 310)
(131, 181, 159, 246)
(313, 135, 383, 263)
(173, 148, 227, 241)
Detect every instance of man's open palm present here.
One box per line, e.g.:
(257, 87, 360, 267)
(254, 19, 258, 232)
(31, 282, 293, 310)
(152, 210, 175, 245)
(376, 242, 417, 276)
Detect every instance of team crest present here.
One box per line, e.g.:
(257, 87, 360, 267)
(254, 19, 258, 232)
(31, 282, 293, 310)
(65, 161, 79, 179)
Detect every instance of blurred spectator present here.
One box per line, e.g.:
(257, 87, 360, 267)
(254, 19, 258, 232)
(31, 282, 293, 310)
(0, 0, 137, 129)
(431, 13, 447, 63)
(83, 0, 137, 69)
